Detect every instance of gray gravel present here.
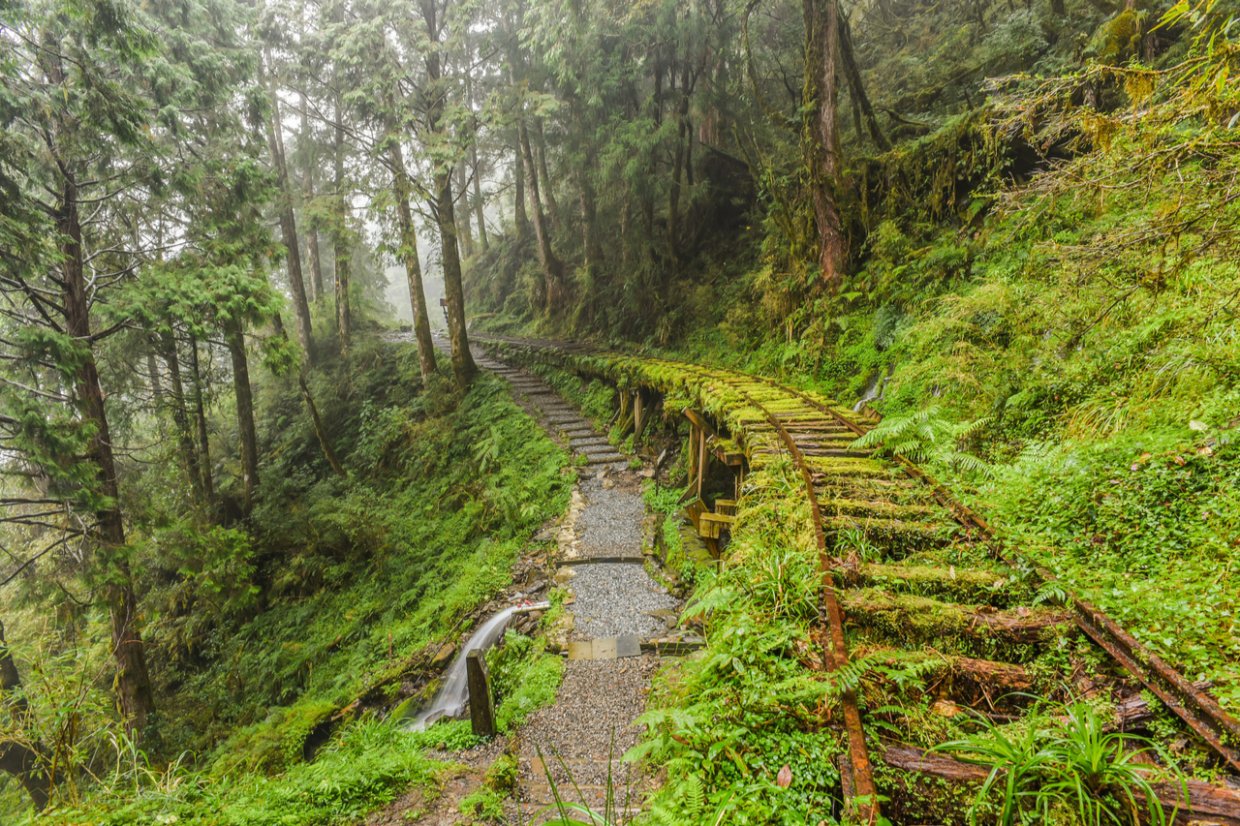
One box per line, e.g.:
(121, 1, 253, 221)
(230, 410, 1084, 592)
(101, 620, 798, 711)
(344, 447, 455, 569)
(575, 488, 646, 559)
(569, 563, 678, 639)
(519, 658, 658, 789)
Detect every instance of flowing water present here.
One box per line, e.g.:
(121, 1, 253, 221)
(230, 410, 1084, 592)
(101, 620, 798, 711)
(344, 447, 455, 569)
(853, 369, 889, 412)
(407, 602, 549, 730)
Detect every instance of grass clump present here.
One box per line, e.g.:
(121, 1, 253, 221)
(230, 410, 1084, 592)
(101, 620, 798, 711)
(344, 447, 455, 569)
(48, 718, 446, 826)
(936, 701, 1183, 825)
(487, 630, 564, 734)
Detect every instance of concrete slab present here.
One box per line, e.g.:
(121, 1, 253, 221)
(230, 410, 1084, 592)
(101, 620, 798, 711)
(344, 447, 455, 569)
(592, 637, 617, 659)
(616, 635, 642, 658)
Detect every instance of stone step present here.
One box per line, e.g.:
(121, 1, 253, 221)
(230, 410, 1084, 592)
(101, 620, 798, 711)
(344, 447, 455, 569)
(584, 455, 626, 465)
(559, 427, 598, 437)
(540, 407, 583, 417)
(569, 437, 613, 449)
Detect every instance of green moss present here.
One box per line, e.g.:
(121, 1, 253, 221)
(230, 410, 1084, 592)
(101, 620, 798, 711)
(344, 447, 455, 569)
(210, 699, 339, 776)
(842, 589, 1069, 662)
(853, 562, 1021, 606)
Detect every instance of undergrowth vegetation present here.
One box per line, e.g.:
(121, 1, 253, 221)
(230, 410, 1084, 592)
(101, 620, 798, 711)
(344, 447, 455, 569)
(1, 339, 572, 822)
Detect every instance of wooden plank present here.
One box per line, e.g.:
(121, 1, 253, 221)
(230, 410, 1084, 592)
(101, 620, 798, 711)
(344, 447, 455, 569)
(687, 423, 699, 485)
(683, 407, 717, 437)
(699, 512, 735, 540)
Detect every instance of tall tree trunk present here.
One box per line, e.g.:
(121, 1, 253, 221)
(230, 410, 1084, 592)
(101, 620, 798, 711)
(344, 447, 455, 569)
(299, 372, 345, 476)
(300, 93, 325, 301)
(534, 118, 559, 225)
(389, 139, 437, 383)
(146, 350, 163, 403)
(58, 176, 155, 732)
(333, 92, 352, 360)
(512, 135, 531, 241)
(642, 56, 664, 241)
(470, 141, 489, 251)
(420, 1, 476, 388)
(263, 64, 316, 365)
(333, 240, 352, 361)
(804, 0, 848, 285)
(433, 169, 477, 389)
(188, 335, 215, 507)
(0, 621, 51, 810)
(223, 316, 258, 514)
(577, 135, 604, 325)
(158, 331, 205, 507)
(668, 71, 691, 267)
(456, 162, 476, 259)
(518, 115, 565, 314)
(838, 1, 889, 151)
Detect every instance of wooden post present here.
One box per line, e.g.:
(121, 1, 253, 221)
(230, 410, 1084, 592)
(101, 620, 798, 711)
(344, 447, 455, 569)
(687, 422, 699, 487)
(697, 427, 708, 499)
(633, 391, 644, 442)
(466, 650, 496, 737)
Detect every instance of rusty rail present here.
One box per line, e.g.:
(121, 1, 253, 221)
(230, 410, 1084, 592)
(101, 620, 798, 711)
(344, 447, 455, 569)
(672, 365, 881, 822)
(771, 379, 1240, 774)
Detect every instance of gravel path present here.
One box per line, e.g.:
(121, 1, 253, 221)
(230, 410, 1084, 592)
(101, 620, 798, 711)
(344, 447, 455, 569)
(467, 345, 680, 821)
(575, 483, 646, 559)
(517, 658, 659, 803)
(568, 563, 678, 639)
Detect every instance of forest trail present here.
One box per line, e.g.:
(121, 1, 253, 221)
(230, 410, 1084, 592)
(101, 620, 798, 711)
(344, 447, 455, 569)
(471, 347, 683, 822)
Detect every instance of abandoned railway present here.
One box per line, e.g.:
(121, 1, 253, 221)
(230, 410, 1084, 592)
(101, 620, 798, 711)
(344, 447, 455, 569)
(475, 334, 1240, 824)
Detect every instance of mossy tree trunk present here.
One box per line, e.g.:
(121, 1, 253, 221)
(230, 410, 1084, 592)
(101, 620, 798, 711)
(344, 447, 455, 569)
(804, 0, 848, 285)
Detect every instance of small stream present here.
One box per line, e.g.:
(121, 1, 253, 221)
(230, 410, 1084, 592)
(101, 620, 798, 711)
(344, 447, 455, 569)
(853, 369, 890, 412)
(407, 602, 548, 730)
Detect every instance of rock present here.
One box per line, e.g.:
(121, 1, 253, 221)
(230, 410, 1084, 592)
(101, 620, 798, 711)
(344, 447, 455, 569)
(431, 642, 455, 668)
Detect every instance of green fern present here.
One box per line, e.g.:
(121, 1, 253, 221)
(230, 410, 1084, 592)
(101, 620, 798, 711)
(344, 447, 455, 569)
(852, 405, 994, 478)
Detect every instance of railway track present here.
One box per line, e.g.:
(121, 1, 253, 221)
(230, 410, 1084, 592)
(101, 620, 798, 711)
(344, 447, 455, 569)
(475, 334, 1240, 824)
